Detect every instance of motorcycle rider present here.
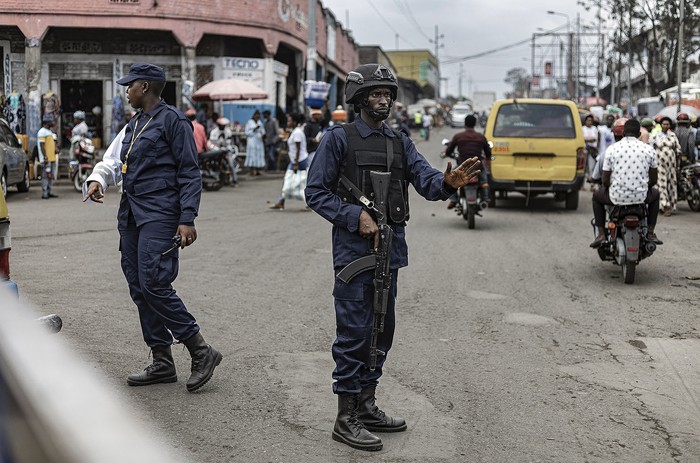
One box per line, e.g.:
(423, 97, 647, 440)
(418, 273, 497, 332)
(674, 113, 697, 164)
(71, 110, 89, 138)
(208, 116, 234, 148)
(444, 114, 491, 208)
(590, 119, 662, 248)
(185, 108, 208, 154)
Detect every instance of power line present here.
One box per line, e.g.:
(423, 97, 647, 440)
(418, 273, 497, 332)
(364, 0, 421, 49)
(441, 24, 568, 65)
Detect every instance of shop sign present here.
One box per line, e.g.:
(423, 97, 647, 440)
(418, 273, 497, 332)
(126, 42, 169, 55)
(273, 61, 288, 77)
(60, 41, 102, 53)
(222, 58, 265, 71)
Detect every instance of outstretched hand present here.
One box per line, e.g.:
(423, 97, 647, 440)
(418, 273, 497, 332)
(83, 181, 104, 203)
(443, 157, 481, 190)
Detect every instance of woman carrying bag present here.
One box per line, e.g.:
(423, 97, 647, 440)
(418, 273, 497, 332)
(270, 113, 309, 210)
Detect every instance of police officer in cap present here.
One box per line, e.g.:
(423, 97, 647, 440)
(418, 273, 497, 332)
(83, 63, 222, 392)
(306, 64, 480, 451)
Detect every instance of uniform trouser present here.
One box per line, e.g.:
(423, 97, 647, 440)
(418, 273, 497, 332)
(119, 216, 199, 347)
(331, 269, 398, 394)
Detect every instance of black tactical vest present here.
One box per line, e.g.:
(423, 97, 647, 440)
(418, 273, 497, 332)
(335, 123, 410, 225)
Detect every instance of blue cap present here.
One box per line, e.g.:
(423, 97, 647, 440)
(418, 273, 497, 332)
(116, 63, 166, 86)
(42, 114, 54, 122)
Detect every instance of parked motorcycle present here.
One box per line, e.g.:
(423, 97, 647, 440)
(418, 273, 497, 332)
(678, 162, 700, 212)
(199, 141, 239, 191)
(69, 135, 96, 192)
(592, 204, 658, 284)
(441, 138, 488, 229)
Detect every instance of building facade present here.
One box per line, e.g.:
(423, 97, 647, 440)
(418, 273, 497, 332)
(0, 0, 359, 150)
(385, 50, 438, 99)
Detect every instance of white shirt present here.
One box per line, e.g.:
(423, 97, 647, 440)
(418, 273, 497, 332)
(597, 125, 615, 156)
(36, 127, 53, 163)
(603, 136, 658, 205)
(82, 125, 127, 200)
(423, 114, 432, 128)
(287, 126, 308, 163)
(582, 125, 598, 148)
(72, 121, 89, 138)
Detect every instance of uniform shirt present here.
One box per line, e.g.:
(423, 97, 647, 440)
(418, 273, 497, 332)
(306, 116, 455, 270)
(118, 99, 201, 227)
(445, 128, 491, 164)
(37, 127, 56, 163)
(603, 136, 658, 205)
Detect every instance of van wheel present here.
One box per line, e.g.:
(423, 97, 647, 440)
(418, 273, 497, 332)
(565, 190, 579, 210)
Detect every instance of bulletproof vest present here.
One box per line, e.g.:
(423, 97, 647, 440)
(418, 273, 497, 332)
(336, 123, 410, 225)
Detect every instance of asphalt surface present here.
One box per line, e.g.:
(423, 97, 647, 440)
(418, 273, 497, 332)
(7, 126, 700, 462)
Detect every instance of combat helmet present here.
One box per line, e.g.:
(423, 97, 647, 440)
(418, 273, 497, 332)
(345, 64, 398, 105)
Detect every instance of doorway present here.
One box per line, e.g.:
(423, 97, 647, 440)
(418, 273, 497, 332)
(60, 80, 103, 147)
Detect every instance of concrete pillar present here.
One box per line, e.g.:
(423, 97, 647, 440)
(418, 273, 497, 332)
(25, 38, 41, 156)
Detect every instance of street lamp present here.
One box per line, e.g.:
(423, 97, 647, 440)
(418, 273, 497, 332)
(547, 10, 570, 32)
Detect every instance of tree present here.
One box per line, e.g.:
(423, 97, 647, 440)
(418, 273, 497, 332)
(582, 0, 700, 96)
(504, 67, 531, 98)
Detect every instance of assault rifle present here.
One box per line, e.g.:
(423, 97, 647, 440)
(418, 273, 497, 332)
(337, 171, 393, 371)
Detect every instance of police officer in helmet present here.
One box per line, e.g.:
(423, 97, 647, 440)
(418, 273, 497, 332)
(306, 64, 481, 451)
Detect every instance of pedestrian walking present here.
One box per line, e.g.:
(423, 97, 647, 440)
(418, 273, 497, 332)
(582, 114, 598, 185)
(37, 115, 58, 199)
(263, 110, 280, 171)
(422, 111, 432, 141)
(269, 113, 308, 211)
(82, 63, 222, 392)
(244, 109, 266, 176)
(650, 116, 681, 216)
(305, 63, 481, 452)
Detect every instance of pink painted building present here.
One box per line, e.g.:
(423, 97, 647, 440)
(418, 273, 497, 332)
(0, 0, 359, 148)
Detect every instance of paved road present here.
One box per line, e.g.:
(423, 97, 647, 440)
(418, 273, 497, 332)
(8, 126, 700, 462)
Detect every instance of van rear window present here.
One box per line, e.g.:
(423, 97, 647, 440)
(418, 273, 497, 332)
(493, 103, 576, 138)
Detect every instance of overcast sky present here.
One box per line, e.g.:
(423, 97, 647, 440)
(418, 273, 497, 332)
(321, 0, 599, 100)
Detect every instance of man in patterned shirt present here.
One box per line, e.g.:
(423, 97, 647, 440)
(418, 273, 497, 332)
(590, 119, 662, 248)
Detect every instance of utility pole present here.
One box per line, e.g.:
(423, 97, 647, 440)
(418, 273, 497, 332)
(306, 0, 317, 82)
(627, 6, 633, 114)
(596, 1, 602, 102)
(430, 25, 444, 99)
(458, 62, 463, 99)
(575, 13, 581, 104)
(568, 31, 574, 100)
(677, 0, 685, 114)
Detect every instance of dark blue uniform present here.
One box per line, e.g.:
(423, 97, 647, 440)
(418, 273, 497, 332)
(305, 117, 454, 394)
(118, 99, 202, 348)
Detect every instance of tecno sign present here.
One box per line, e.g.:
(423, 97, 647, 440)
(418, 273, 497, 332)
(222, 58, 265, 71)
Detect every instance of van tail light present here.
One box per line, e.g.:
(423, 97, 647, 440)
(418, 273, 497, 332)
(0, 249, 9, 279)
(576, 147, 586, 171)
(624, 216, 639, 228)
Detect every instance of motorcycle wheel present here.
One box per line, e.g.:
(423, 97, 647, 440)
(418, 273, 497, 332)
(622, 260, 636, 284)
(467, 204, 476, 229)
(72, 171, 82, 192)
(460, 195, 469, 221)
(687, 184, 700, 212)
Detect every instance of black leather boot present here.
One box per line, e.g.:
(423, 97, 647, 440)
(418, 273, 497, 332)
(182, 332, 222, 392)
(358, 385, 407, 432)
(332, 394, 383, 451)
(127, 345, 177, 386)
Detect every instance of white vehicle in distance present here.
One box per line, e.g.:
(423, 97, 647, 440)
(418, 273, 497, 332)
(450, 103, 474, 128)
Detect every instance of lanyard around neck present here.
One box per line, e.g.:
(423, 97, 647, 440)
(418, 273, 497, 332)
(122, 114, 153, 173)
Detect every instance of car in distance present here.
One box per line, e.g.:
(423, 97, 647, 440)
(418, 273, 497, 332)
(0, 118, 31, 198)
(450, 103, 475, 128)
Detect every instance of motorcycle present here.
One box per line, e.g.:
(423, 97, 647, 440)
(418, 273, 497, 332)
(199, 141, 239, 191)
(69, 136, 96, 192)
(678, 162, 700, 212)
(591, 203, 658, 284)
(441, 138, 488, 229)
